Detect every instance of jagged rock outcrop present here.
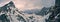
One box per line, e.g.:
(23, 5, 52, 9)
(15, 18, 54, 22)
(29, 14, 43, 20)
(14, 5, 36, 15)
(47, 0, 60, 22)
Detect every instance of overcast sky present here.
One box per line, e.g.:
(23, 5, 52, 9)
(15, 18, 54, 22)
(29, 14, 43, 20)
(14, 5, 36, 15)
(0, 0, 55, 11)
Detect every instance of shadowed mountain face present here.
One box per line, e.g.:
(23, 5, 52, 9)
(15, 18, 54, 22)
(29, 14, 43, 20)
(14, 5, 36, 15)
(47, 6, 60, 22)
(55, 0, 60, 6)
(0, 14, 10, 22)
(47, 0, 60, 22)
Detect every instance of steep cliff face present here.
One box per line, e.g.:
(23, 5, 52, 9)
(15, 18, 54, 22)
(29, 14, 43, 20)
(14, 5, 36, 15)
(47, 0, 60, 22)
(47, 6, 60, 22)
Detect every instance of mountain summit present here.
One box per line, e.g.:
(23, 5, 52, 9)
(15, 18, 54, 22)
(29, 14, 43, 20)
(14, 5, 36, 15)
(0, 1, 15, 12)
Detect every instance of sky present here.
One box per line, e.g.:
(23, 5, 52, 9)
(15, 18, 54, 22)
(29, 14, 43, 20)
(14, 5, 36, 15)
(0, 0, 55, 11)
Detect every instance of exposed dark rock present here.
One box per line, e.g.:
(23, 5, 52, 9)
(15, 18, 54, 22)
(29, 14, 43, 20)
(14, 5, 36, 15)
(47, 0, 60, 22)
(0, 14, 10, 22)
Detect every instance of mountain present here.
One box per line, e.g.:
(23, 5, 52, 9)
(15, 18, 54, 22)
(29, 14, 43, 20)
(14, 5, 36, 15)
(47, 0, 60, 22)
(0, 1, 26, 22)
(47, 6, 60, 22)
